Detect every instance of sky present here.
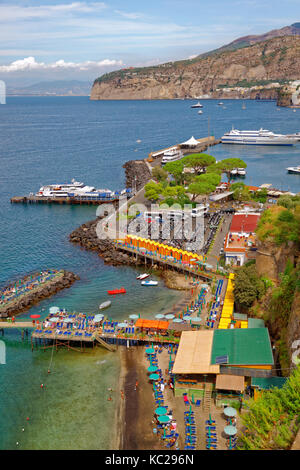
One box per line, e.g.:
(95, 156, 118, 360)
(0, 0, 299, 86)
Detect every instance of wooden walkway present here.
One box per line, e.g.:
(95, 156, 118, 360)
(116, 243, 222, 280)
(0, 321, 34, 329)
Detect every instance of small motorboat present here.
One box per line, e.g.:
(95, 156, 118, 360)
(136, 273, 150, 280)
(218, 102, 224, 105)
(141, 280, 158, 286)
(191, 101, 203, 108)
(198, 110, 203, 114)
(107, 288, 126, 295)
(99, 300, 112, 310)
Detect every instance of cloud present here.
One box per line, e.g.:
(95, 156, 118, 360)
(114, 10, 144, 20)
(0, 2, 107, 22)
(0, 57, 123, 73)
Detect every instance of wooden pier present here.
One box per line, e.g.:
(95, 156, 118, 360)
(10, 195, 120, 206)
(115, 242, 222, 281)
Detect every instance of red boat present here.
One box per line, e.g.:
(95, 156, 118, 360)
(107, 288, 126, 295)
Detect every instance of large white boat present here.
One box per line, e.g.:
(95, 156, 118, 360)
(286, 166, 300, 174)
(161, 148, 184, 165)
(191, 101, 203, 108)
(35, 178, 131, 199)
(221, 128, 297, 146)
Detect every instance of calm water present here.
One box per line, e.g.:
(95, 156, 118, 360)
(0, 97, 299, 449)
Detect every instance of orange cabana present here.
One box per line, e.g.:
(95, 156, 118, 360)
(135, 319, 169, 330)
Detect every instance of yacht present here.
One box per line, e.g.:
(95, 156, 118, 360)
(35, 179, 129, 199)
(286, 166, 300, 174)
(161, 148, 184, 165)
(191, 101, 203, 108)
(221, 128, 297, 146)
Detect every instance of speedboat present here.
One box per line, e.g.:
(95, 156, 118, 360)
(191, 101, 203, 108)
(141, 280, 158, 286)
(218, 102, 224, 106)
(99, 300, 111, 310)
(198, 110, 203, 114)
(221, 128, 297, 146)
(136, 273, 150, 280)
(286, 166, 300, 174)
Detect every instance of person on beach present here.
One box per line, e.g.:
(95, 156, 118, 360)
(134, 380, 139, 391)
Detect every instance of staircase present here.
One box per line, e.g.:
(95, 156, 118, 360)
(95, 334, 116, 352)
(203, 383, 212, 412)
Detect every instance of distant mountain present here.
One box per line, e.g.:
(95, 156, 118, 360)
(200, 22, 300, 57)
(91, 33, 300, 100)
(7, 80, 91, 96)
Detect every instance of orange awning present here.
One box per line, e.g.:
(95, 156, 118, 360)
(135, 319, 169, 330)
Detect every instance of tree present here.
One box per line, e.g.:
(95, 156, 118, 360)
(233, 264, 265, 310)
(152, 166, 168, 182)
(144, 181, 163, 202)
(215, 158, 247, 183)
(164, 160, 184, 185)
(187, 173, 220, 202)
(182, 153, 216, 174)
(230, 182, 251, 202)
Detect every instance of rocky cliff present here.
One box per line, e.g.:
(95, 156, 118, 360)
(91, 36, 300, 100)
(256, 239, 296, 281)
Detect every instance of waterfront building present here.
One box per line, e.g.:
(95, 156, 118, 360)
(224, 212, 260, 266)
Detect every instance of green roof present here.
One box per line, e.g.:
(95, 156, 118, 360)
(248, 318, 265, 328)
(211, 328, 274, 366)
(251, 377, 287, 390)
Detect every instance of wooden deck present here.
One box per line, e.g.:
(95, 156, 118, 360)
(0, 321, 34, 329)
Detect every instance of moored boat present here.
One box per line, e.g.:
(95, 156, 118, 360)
(286, 166, 300, 174)
(191, 101, 203, 108)
(141, 280, 158, 286)
(107, 288, 126, 295)
(99, 300, 112, 310)
(136, 273, 150, 280)
(222, 128, 297, 146)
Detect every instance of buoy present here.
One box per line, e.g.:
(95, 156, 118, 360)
(22, 428, 25, 432)
(26, 417, 30, 421)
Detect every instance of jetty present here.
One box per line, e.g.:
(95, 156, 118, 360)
(10, 195, 120, 205)
(0, 270, 79, 318)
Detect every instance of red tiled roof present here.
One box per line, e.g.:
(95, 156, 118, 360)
(230, 214, 260, 233)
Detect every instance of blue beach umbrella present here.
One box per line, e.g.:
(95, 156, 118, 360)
(173, 318, 183, 323)
(224, 425, 237, 436)
(117, 322, 127, 328)
(148, 365, 158, 372)
(224, 407, 237, 418)
(158, 415, 171, 424)
(155, 407, 168, 416)
(183, 315, 191, 321)
(146, 348, 155, 354)
(165, 314, 175, 320)
(149, 373, 160, 381)
(155, 314, 165, 319)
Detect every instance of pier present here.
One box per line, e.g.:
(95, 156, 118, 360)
(10, 195, 120, 205)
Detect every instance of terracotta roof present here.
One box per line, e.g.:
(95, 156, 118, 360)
(230, 214, 260, 233)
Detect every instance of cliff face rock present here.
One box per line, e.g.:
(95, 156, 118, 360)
(287, 290, 300, 367)
(255, 239, 296, 280)
(91, 36, 300, 100)
(123, 160, 152, 191)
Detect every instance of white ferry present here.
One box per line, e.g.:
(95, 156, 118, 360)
(161, 148, 184, 165)
(36, 179, 131, 199)
(221, 128, 297, 146)
(286, 166, 300, 174)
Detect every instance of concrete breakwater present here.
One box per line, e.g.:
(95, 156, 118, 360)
(0, 270, 80, 318)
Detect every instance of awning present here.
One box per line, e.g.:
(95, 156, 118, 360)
(216, 374, 245, 392)
(180, 136, 199, 147)
(135, 318, 169, 330)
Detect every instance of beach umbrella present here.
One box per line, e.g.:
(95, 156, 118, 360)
(224, 407, 237, 418)
(190, 317, 201, 323)
(155, 314, 165, 319)
(129, 314, 139, 320)
(155, 406, 168, 416)
(149, 373, 160, 381)
(148, 365, 158, 373)
(93, 314, 104, 323)
(117, 322, 127, 328)
(49, 306, 60, 314)
(165, 314, 175, 320)
(158, 415, 171, 424)
(173, 318, 183, 323)
(224, 425, 237, 436)
(30, 314, 40, 319)
(183, 315, 191, 321)
(146, 348, 155, 354)
(48, 317, 60, 322)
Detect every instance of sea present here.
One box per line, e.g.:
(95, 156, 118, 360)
(0, 97, 299, 449)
